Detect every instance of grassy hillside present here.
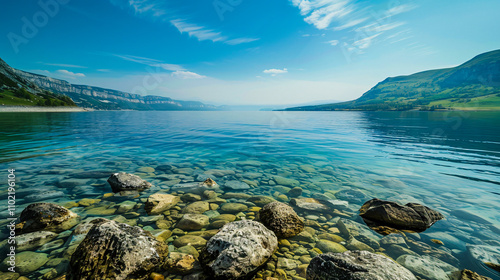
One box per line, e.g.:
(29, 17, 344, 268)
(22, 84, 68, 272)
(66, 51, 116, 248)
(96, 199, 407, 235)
(0, 87, 76, 107)
(0, 63, 77, 107)
(286, 49, 500, 111)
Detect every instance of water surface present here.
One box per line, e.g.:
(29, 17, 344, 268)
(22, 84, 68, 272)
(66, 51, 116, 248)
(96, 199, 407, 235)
(0, 111, 499, 279)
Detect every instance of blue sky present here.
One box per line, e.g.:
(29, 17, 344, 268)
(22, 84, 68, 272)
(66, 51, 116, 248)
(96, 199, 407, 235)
(1, 0, 499, 105)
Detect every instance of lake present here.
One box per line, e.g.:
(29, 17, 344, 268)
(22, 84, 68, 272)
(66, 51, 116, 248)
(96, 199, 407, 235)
(1, 111, 499, 279)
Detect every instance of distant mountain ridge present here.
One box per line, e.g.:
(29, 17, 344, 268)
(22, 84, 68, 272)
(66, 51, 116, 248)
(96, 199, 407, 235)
(286, 49, 500, 111)
(0, 58, 219, 110)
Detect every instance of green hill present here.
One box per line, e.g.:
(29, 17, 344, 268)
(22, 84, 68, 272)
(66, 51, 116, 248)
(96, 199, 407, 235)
(0, 59, 76, 107)
(286, 49, 500, 111)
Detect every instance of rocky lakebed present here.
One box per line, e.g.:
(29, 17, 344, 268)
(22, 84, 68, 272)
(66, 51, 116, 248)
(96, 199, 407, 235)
(1, 162, 499, 280)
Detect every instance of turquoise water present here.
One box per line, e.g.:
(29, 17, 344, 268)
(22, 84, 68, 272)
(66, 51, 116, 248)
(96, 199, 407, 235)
(1, 111, 500, 279)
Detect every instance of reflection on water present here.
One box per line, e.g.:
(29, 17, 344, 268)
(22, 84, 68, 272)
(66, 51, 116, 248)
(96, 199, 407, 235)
(0, 111, 499, 279)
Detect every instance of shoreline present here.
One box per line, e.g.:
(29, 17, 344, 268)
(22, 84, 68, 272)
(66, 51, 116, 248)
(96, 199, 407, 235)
(0, 106, 91, 112)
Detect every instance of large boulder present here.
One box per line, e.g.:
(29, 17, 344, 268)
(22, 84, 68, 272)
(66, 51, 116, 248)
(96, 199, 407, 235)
(200, 220, 278, 280)
(259, 202, 304, 238)
(144, 193, 180, 215)
(18, 203, 79, 233)
(306, 251, 417, 280)
(67, 220, 168, 280)
(107, 172, 152, 193)
(359, 198, 444, 234)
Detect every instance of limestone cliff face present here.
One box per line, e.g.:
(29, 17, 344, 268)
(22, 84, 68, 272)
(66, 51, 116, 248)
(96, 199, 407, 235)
(1, 58, 218, 110)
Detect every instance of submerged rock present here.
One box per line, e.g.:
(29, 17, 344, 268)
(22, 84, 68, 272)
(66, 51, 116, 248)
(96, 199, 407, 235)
(173, 235, 207, 249)
(0, 251, 48, 275)
(273, 176, 299, 187)
(183, 201, 210, 214)
(396, 254, 457, 280)
(24, 190, 65, 202)
(359, 198, 444, 234)
(177, 214, 210, 230)
(16, 231, 58, 252)
(220, 203, 248, 214)
(337, 218, 380, 249)
(145, 193, 180, 215)
(107, 172, 152, 193)
(247, 195, 276, 207)
(259, 202, 304, 238)
(165, 252, 201, 275)
(171, 178, 220, 195)
(306, 251, 417, 280)
(467, 245, 500, 271)
(451, 269, 493, 280)
(335, 189, 371, 204)
(200, 220, 278, 280)
(18, 203, 79, 233)
(224, 180, 251, 190)
(315, 240, 347, 253)
(67, 220, 168, 280)
(290, 198, 329, 212)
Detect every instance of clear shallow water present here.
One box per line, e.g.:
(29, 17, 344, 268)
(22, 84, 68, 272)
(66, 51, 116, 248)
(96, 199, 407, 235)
(0, 111, 500, 279)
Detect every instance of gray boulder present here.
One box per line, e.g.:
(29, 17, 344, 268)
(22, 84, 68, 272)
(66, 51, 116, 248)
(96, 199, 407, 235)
(67, 219, 168, 280)
(107, 172, 152, 193)
(200, 220, 278, 280)
(259, 202, 304, 238)
(359, 198, 444, 234)
(306, 251, 417, 280)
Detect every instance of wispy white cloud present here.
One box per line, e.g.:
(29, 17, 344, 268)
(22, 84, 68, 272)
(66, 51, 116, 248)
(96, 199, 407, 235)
(170, 19, 226, 42)
(263, 68, 288, 76)
(291, 0, 354, 29)
(358, 21, 405, 33)
(352, 33, 381, 49)
(111, 0, 167, 17)
(385, 4, 418, 17)
(97, 69, 111, 72)
(42, 63, 87, 68)
(114, 54, 185, 71)
(225, 38, 260, 45)
(57, 69, 86, 78)
(170, 19, 259, 45)
(333, 17, 368, 30)
(110, 1, 258, 46)
(113, 53, 206, 79)
(292, 0, 418, 55)
(171, 71, 206, 79)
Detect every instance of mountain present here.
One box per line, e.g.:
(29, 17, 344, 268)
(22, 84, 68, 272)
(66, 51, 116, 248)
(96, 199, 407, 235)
(285, 49, 500, 111)
(0, 59, 76, 107)
(0, 58, 219, 110)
